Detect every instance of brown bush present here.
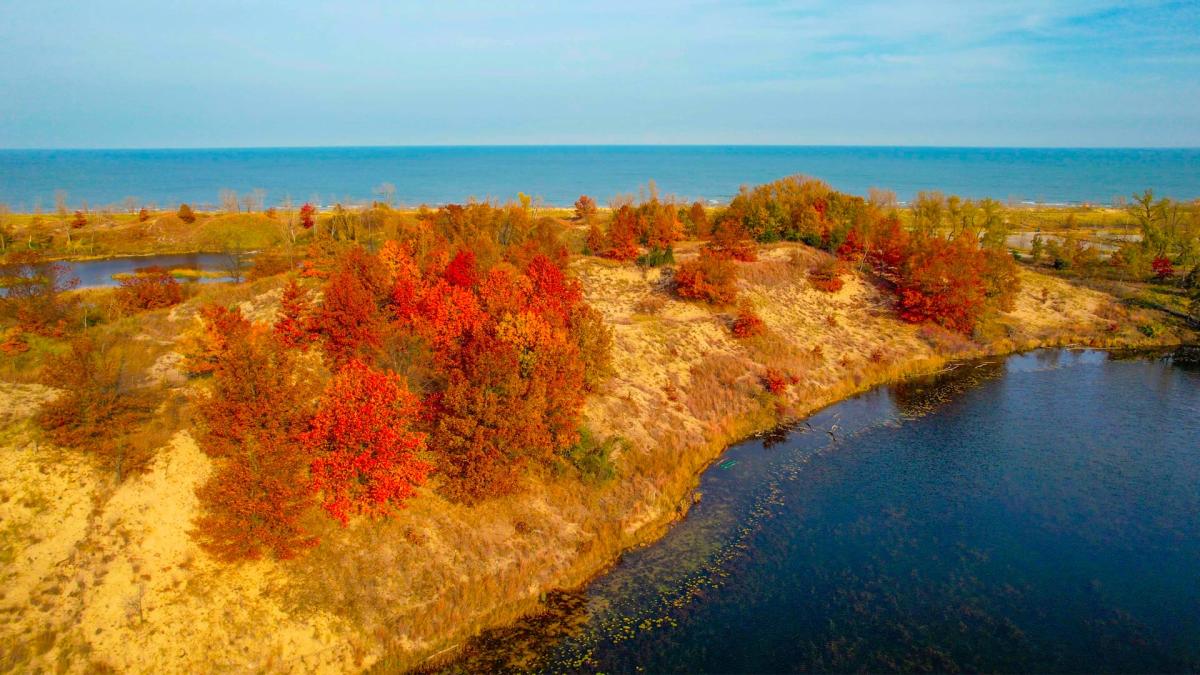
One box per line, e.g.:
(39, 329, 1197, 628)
(115, 267, 183, 312)
(675, 250, 738, 304)
(36, 336, 159, 479)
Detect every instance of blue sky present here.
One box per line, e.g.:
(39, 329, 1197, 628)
(1, 0, 1197, 148)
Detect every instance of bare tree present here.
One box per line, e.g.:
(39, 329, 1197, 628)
(867, 187, 897, 209)
(0, 203, 11, 253)
(54, 190, 68, 217)
(375, 182, 396, 207)
(219, 189, 240, 213)
(122, 196, 138, 214)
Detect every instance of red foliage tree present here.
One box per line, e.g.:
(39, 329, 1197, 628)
(574, 194, 598, 222)
(1152, 255, 1175, 280)
(184, 304, 252, 376)
(675, 249, 738, 304)
(273, 278, 312, 349)
(115, 267, 183, 312)
(71, 210, 88, 229)
(310, 249, 391, 367)
(137, 207, 151, 222)
(606, 205, 641, 261)
(444, 249, 478, 289)
(300, 202, 316, 229)
(302, 360, 431, 523)
(896, 235, 986, 333)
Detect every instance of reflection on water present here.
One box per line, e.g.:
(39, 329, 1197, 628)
(441, 350, 1200, 673)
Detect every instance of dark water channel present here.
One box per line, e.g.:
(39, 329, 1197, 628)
(445, 349, 1200, 673)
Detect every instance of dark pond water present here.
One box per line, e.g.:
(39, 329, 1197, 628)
(61, 253, 236, 288)
(447, 349, 1200, 673)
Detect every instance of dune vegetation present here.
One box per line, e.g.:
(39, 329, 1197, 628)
(0, 177, 1196, 672)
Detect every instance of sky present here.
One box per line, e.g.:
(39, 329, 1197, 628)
(1, 0, 1198, 148)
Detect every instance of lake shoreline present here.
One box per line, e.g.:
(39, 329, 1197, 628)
(413, 330, 1193, 672)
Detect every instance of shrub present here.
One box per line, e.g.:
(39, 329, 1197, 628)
(1152, 255, 1175, 280)
(137, 207, 151, 222)
(636, 247, 675, 268)
(248, 252, 295, 280)
(584, 223, 606, 256)
(731, 305, 766, 338)
(70, 210, 88, 229)
(809, 258, 845, 293)
(675, 249, 738, 304)
(177, 203, 196, 223)
(36, 336, 158, 479)
(115, 267, 183, 312)
(573, 194, 598, 222)
(0, 250, 78, 336)
(762, 367, 794, 395)
(565, 427, 623, 484)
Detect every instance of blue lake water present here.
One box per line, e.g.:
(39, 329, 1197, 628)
(446, 349, 1200, 673)
(60, 253, 236, 288)
(1, 146, 1198, 211)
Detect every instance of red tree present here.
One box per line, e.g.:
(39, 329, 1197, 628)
(192, 316, 318, 561)
(1152, 255, 1175, 280)
(273, 278, 312, 349)
(115, 267, 183, 312)
(302, 360, 431, 524)
(896, 235, 986, 333)
(300, 203, 316, 229)
(606, 205, 641, 261)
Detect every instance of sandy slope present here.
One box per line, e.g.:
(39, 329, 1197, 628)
(0, 243, 1190, 673)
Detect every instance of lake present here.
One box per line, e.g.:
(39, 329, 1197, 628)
(2, 147, 1198, 211)
(61, 253, 236, 288)
(447, 349, 1200, 673)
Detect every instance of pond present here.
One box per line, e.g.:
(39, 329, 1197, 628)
(61, 253, 238, 288)
(447, 349, 1200, 673)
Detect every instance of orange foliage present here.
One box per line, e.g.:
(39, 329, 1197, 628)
(605, 205, 641, 261)
(574, 194, 598, 222)
(302, 360, 431, 524)
(731, 306, 766, 338)
(896, 235, 987, 333)
(675, 249, 738, 304)
(707, 218, 757, 262)
(273, 278, 312, 349)
(192, 308, 317, 561)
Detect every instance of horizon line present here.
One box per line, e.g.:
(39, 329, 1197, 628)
(3, 143, 1200, 153)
